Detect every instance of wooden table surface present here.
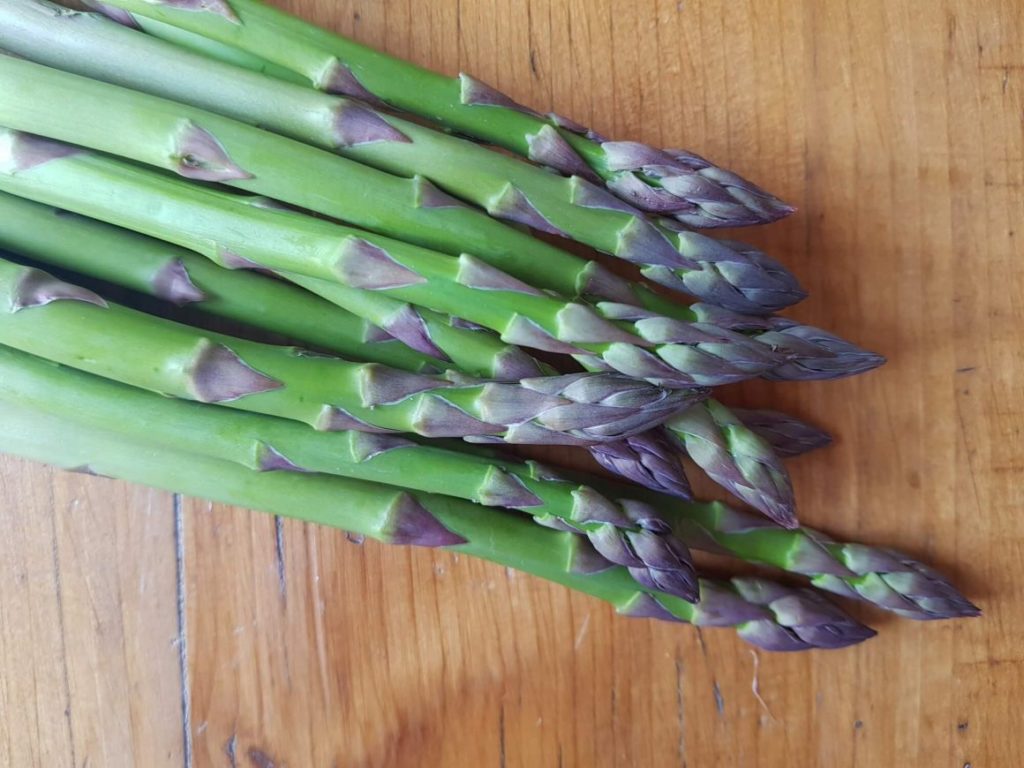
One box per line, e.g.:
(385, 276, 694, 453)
(2, 1, 1022, 766)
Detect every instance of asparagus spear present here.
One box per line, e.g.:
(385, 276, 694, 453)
(0, 193, 449, 374)
(85, 0, 794, 230)
(0, 191, 549, 380)
(15, 2, 884, 382)
(689, 303, 887, 381)
(0, 1, 806, 314)
(0, 396, 876, 650)
(0, 21, 875, 383)
(0, 194, 794, 518)
(0, 194, 706, 500)
(510, 461, 979, 621)
(658, 501, 980, 621)
(0, 257, 696, 444)
(731, 408, 833, 458)
(0, 345, 703, 600)
(0, 129, 785, 388)
(664, 402, 797, 527)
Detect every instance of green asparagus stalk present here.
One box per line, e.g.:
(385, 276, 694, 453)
(0, 129, 785, 388)
(86, 0, 795, 230)
(0, 1, 808, 315)
(0, 345, 704, 599)
(0, 193, 796, 519)
(24, 1, 885, 383)
(0, 257, 697, 444)
(0, 194, 708, 499)
(0, 394, 877, 650)
(0, 193, 796, 516)
(0, 194, 443, 373)
(0, 190, 547, 379)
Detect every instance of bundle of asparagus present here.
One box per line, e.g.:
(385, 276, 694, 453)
(0, 0, 978, 655)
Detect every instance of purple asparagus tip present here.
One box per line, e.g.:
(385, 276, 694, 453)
(731, 579, 877, 651)
(730, 408, 833, 458)
(813, 544, 983, 620)
(667, 402, 798, 529)
(599, 142, 795, 228)
(588, 429, 692, 499)
(758, 325, 886, 381)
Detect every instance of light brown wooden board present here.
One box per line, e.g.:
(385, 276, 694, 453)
(2, 0, 1022, 765)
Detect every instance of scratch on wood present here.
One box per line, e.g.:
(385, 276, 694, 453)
(574, 613, 590, 649)
(675, 657, 687, 766)
(749, 650, 774, 722)
(274, 516, 287, 599)
(174, 493, 194, 768)
(48, 498, 78, 768)
(695, 629, 725, 719)
(498, 703, 506, 768)
(225, 732, 238, 768)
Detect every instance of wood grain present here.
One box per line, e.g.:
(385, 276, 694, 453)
(2, 0, 1022, 765)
